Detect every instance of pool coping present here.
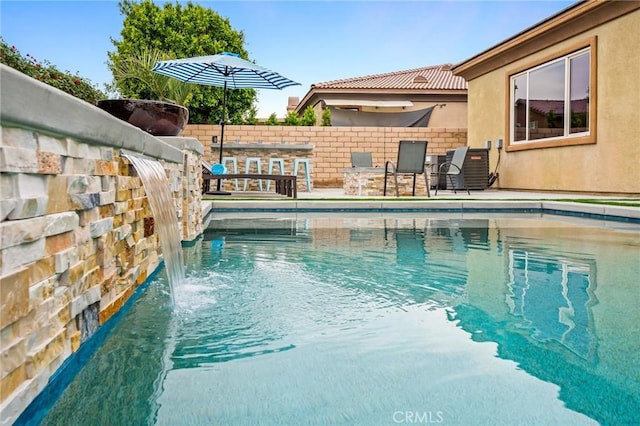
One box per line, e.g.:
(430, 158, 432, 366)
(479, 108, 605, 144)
(202, 200, 640, 223)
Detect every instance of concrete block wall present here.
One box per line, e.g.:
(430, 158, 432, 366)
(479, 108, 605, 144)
(0, 65, 204, 425)
(182, 125, 467, 188)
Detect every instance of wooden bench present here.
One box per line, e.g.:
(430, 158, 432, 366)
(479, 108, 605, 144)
(202, 171, 297, 198)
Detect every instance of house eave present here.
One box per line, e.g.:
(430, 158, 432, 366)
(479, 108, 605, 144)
(452, 0, 640, 81)
(295, 87, 467, 113)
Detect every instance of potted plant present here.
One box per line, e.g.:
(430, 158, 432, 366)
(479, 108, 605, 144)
(99, 46, 194, 136)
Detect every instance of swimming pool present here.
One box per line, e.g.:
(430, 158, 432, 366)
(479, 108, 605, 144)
(34, 213, 639, 425)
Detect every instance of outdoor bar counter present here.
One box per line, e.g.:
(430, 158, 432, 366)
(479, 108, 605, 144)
(209, 143, 313, 192)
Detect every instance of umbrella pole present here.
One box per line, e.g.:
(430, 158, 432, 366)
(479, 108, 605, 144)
(214, 81, 230, 195)
(216, 125, 225, 191)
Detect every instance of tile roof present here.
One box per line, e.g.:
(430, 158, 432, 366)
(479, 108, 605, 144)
(311, 64, 467, 91)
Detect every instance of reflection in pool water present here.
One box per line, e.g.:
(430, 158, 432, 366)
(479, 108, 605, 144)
(32, 215, 639, 426)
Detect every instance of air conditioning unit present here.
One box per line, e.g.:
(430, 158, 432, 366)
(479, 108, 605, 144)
(445, 148, 489, 190)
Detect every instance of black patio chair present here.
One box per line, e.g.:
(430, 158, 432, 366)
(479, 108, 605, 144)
(383, 140, 430, 197)
(435, 146, 470, 195)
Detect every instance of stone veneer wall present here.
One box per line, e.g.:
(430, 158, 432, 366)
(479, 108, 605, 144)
(182, 125, 467, 187)
(158, 137, 203, 241)
(0, 65, 203, 424)
(343, 168, 430, 197)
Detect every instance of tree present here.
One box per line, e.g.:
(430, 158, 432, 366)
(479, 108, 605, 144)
(300, 106, 317, 126)
(110, 0, 256, 124)
(284, 110, 300, 126)
(321, 107, 332, 126)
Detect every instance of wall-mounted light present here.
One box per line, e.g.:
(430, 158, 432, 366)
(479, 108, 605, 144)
(484, 140, 491, 150)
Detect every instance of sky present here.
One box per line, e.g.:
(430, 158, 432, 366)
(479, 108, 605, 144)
(1, 0, 576, 118)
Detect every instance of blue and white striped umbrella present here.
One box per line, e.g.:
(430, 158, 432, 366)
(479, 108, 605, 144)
(152, 52, 299, 90)
(153, 52, 299, 194)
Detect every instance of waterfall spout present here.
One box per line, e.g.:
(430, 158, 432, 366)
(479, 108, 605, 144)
(123, 153, 184, 308)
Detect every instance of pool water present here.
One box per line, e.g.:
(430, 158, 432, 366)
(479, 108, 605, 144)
(38, 215, 640, 425)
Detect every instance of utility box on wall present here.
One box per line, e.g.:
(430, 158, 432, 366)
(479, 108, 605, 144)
(445, 148, 489, 190)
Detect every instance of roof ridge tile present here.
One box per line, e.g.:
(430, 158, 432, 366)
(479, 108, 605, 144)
(311, 63, 466, 91)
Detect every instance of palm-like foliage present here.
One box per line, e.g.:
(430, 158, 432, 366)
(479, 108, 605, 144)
(110, 46, 193, 105)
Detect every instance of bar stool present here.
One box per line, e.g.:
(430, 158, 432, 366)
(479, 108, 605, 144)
(266, 158, 286, 191)
(293, 158, 312, 191)
(243, 157, 263, 191)
(221, 157, 239, 190)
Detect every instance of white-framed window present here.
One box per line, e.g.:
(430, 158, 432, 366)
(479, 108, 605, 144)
(510, 47, 591, 146)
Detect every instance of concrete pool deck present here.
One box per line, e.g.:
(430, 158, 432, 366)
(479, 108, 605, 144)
(201, 188, 640, 222)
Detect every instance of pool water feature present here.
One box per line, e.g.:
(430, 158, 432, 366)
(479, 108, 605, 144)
(123, 153, 184, 307)
(35, 215, 639, 425)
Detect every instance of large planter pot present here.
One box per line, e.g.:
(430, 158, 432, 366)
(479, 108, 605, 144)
(97, 99, 189, 136)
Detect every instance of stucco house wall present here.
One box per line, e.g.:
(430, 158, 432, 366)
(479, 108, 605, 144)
(426, 101, 466, 128)
(454, 1, 640, 195)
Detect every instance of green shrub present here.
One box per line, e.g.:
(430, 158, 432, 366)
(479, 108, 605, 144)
(0, 37, 105, 104)
(265, 113, 280, 125)
(284, 110, 300, 126)
(300, 106, 317, 126)
(321, 107, 332, 126)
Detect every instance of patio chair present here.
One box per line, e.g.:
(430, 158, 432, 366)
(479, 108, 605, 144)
(351, 152, 373, 167)
(383, 140, 430, 197)
(435, 146, 470, 195)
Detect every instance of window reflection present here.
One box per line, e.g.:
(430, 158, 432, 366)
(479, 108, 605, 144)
(506, 249, 596, 361)
(570, 53, 590, 134)
(528, 60, 565, 140)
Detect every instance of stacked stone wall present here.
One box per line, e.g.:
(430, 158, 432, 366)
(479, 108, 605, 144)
(181, 150, 203, 241)
(0, 126, 193, 423)
(343, 168, 430, 196)
(0, 66, 204, 424)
